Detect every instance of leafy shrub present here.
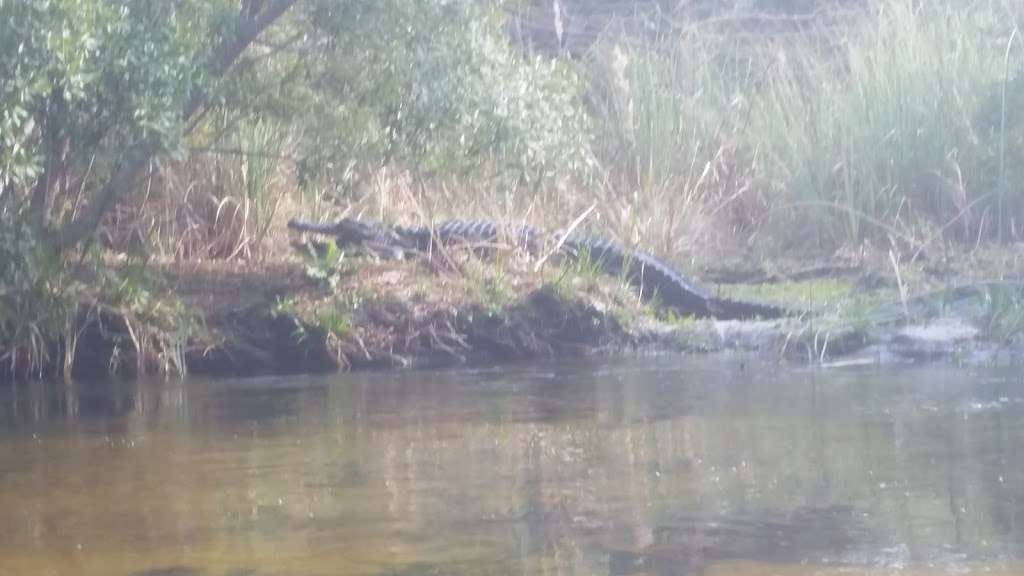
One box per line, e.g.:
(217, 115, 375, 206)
(0, 214, 72, 377)
(292, 0, 591, 197)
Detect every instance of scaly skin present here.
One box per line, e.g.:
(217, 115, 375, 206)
(288, 217, 791, 319)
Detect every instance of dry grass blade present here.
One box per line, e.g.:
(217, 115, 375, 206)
(534, 203, 596, 272)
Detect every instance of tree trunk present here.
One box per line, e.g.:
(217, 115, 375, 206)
(30, 88, 69, 231)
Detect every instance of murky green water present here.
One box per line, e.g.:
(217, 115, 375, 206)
(1, 356, 1024, 575)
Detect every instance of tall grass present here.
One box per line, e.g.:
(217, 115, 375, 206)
(584, 30, 760, 259)
(231, 118, 289, 259)
(581, 0, 1024, 257)
(754, 1, 1014, 247)
(105, 116, 295, 261)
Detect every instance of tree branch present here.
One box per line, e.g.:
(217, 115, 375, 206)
(54, 0, 299, 250)
(29, 87, 67, 229)
(184, 0, 299, 121)
(55, 142, 155, 250)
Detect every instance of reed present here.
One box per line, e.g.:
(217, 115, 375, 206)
(751, 0, 1016, 247)
(579, 0, 1024, 256)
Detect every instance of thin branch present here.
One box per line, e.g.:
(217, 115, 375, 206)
(253, 30, 305, 52)
(184, 0, 299, 121)
(188, 146, 297, 161)
(54, 144, 155, 249)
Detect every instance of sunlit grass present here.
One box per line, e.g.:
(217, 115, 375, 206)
(716, 278, 860, 308)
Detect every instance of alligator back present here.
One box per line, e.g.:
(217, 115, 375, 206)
(287, 219, 343, 236)
(399, 219, 544, 252)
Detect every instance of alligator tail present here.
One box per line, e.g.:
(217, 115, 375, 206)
(707, 297, 791, 320)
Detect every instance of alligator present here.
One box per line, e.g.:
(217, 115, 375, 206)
(287, 217, 792, 320)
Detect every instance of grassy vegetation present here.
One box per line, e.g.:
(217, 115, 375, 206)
(0, 219, 75, 379)
(5, 0, 1024, 379)
(0, 222, 195, 380)
(577, 0, 1024, 255)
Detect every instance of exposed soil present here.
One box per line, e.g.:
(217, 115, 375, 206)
(11, 240, 1024, 383)
(144, 252, 650, 378)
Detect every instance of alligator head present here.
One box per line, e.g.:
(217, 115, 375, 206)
(330, 218, 396, 246)
(288, 217, 401, 247)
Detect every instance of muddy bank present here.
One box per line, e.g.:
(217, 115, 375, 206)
(188, 285, 634, 376)
(6, 256, 1024, 382)
(63, 295, 1024, 381)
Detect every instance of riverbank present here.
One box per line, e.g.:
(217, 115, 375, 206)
(7, 239, 1024, 383)
(6, 1, 1024, 383)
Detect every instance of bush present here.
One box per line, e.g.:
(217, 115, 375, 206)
(292, 0, 591, 199)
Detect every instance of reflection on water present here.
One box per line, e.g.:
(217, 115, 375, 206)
(1, 357, 1023, 575)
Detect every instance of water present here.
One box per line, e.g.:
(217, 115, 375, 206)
(1, 356, 1023, 575)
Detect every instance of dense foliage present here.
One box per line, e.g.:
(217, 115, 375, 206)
(0, 0, 591, 378)
(291, 1, 589, 191)
(0, 0, 589, 248)
(0, 0, 230, 223)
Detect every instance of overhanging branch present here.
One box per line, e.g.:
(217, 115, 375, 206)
(185, 0, 299, 121)
(53, 0, 299, 250)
